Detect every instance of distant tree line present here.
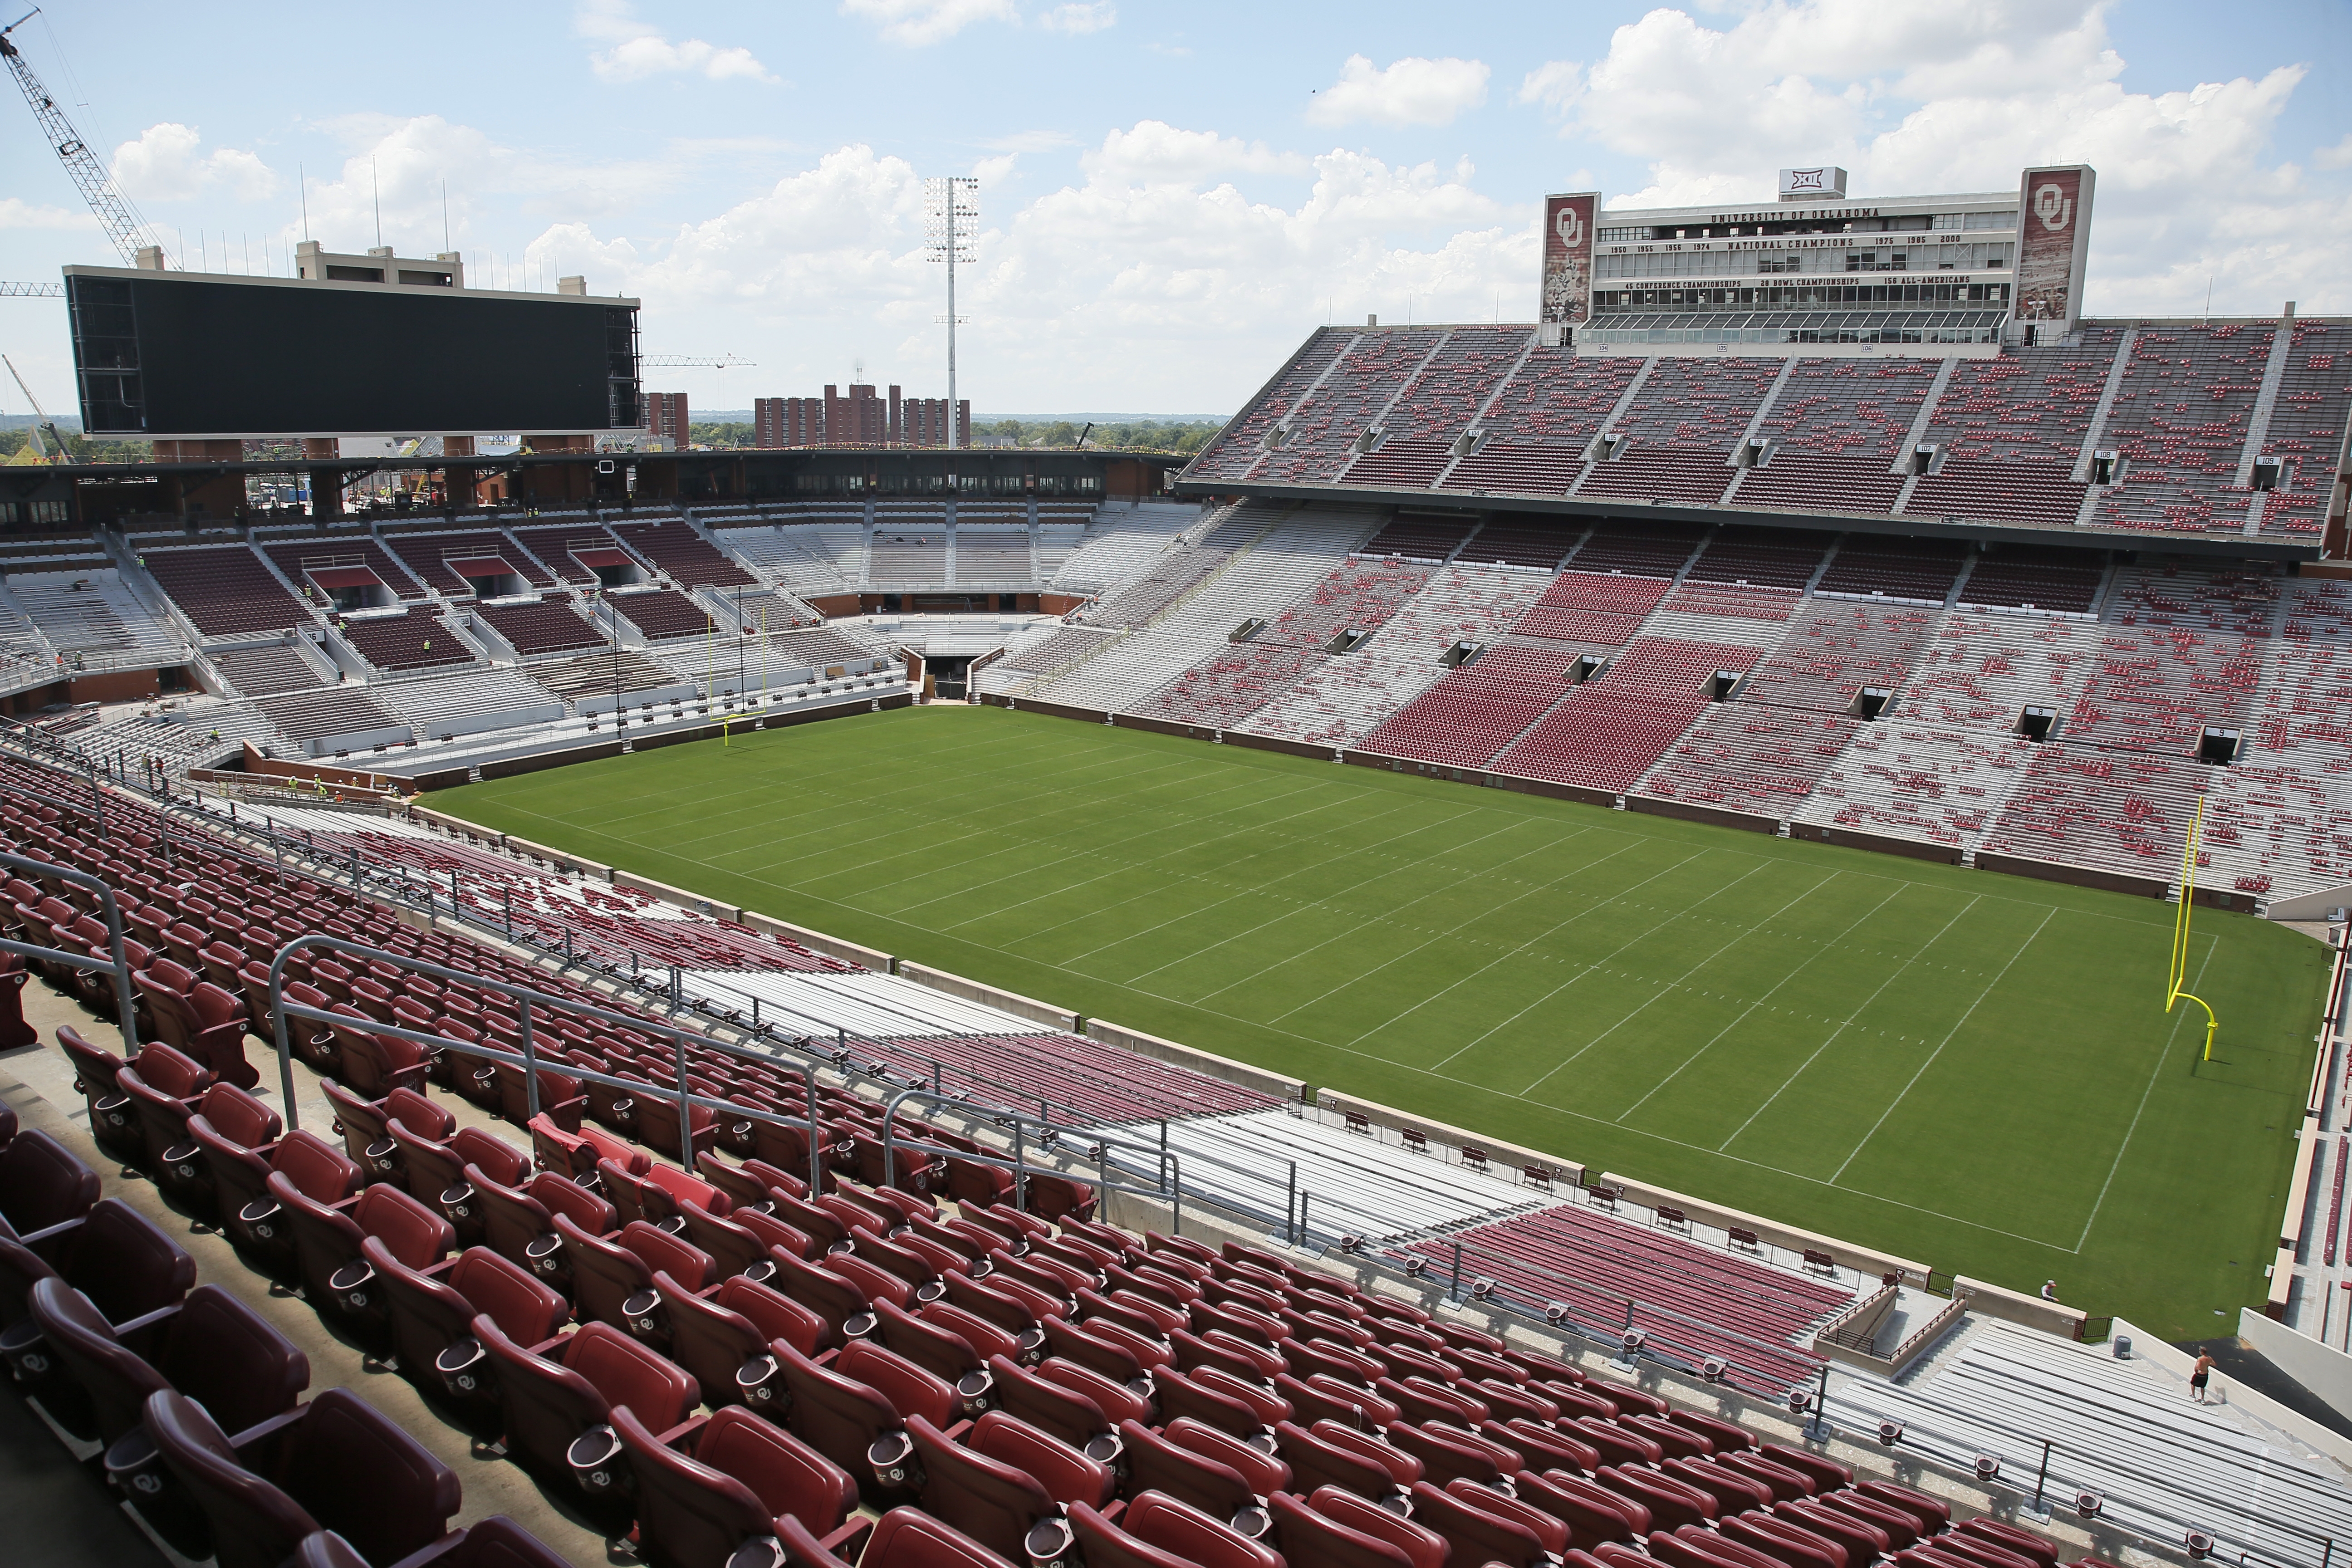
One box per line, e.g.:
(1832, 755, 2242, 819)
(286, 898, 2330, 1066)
(0, 426, 152, 464)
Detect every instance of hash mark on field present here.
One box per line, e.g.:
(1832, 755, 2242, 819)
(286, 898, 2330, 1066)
(1519, 868, 1844, 1097)
(1712, 893, 1983, 1152)
(1612, 880, 1913, 1124)
(1828, 904, 2057, 1183)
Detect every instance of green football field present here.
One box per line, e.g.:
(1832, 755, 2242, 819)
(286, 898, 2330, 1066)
(438, 704, 2327, 1338)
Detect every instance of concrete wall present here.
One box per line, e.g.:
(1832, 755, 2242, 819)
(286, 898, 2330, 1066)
(2237, 1308, 2352, 1432)
(1317, 1087, 1584, 1190)
(898, 961, 1080, 1033)
(1604, 1172, 1932, 1288)
(1953, 1274, 2088, 1338)
(740, 911, 891, 973)
(1086, 1019, 1307, 1103)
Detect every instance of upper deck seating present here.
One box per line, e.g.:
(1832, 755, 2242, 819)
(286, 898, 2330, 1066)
(143, 546, 315, 639)
(337, 613, 475, 673)
(1957, 549, 2106, 614)
(1813, 538, 1966, 603)
(1379, 326, 1529, 444)
(1360, 513, 1476, 561)
(1185, 331, 1355, 482)
(612, 589, 733, 644)
(379, 528, 557, 596)
(608, 519, 759, 587)
(1682, 528, 1832, 590)
(1254, 330, 1447, 486)
(259, 537, 427, 602)
(2086, 325, 2273, 534)
(477, 599, 607, 657)
(1737, 600, 1942, 713)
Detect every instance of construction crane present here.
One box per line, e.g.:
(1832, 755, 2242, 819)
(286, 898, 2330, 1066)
(0, 10, 157, 266)
(641, 353, 755, 370)
(4, 353, 68, 461)
(0, 281, 62, 297)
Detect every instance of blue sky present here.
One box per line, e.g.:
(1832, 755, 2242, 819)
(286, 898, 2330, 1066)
(0, 0, 2345, 420)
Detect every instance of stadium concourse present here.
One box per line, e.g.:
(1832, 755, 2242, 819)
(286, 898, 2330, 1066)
(8, 726, 2352, 1568)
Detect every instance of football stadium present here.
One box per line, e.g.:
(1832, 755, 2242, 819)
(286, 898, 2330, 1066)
(2, 20, 2352, 1568)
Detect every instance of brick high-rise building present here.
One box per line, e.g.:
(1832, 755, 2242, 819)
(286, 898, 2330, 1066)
(642, 391, 689, 447)
(748, 384, 969, 447)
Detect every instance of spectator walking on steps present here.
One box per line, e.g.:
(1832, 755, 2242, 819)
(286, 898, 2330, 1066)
(2191, 1352, 2216, 1403)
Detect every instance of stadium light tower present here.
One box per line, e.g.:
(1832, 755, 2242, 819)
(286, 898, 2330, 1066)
(924, 176, 977, 450)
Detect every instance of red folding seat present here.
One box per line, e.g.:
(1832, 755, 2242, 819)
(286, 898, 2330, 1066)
(273, 1178, 455, 1340)
(1721, 1513, 1843, 1568)
(472, 1168, 613, 1287)
(1163, 1416, 1289, 1495)
(528, 1111, 648, 1183)
(396, 1123, 530, 1241)
(747, 1335, 954, 1495)
(28, 1278, 308, 1450)
(765, 1248, 878, 1348)
(1117, 1416, 1260, 1522)
(1153, 1363, 1273, 1438)
(985, 1352, 1111, 1448)
(1666, 1455, 1775, 1514)
(615, 1403, 865, 1568)
(871, 1295, 990, 1392)
(1022, 1171, 1095, 1224)
(1070, 1493, 1283, 1568)
(1406, 1479, 1549, 1567)
(1385, 1420, 1518, 1488)
(661, 1269, 826, 1407)
(1531, 1470, 1650, 1542)
(1572, 1415, 1663, 1468)
(320, 1081, 452, 1176)
(696, 1149, 806, 1208)
(145, 1386, 459, 1568)
(1958, 1517, 2057, 1568)
(468, 1314, 697, 1503)
(335, 1012, 433, 1101)
(0, 1128, 101, 1243)
(1653, 1526, 1767, 1568)
(1777, 1499, 1886, 1562)
(1598, 1465, 1715, 1531)
(1667, 1407, 1759, 1455)
(1264, 1490, 1418, 1568)
(601, 1158, 730, 1227)
(824, 1506, 1009, 1568)
(136, 960, 256, 1088)
(1039, 1314, 1145, 1382)
(878, 1410, 1069, 1562)
(159, 1082, 282, 1220)
(969, 1408, 1118, 1509)
(554, 1214, 704, 1333)
(1857, 1480, 1948, 1532)
(1035, 1355, 1152, 1426)
(372, 1242, 568, 1409)
(55, 1025, 145, 1170)
(1308, 1486, 1447, 1568)
(115, 1041, 216, 1176)
(0, 1197, 194, 1400)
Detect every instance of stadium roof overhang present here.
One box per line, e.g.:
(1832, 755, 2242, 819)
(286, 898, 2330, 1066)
(1168, 474, 2322, 564)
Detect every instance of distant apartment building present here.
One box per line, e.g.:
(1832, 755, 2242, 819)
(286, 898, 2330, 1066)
(753, 384, 970, 448)
(641, 391, 690, 447)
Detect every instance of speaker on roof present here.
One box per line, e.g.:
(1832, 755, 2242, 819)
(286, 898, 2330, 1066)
(2199, 728, 2240, 765)
(1855, 686, 1891, 721)
(2019, 706, 2056, 741)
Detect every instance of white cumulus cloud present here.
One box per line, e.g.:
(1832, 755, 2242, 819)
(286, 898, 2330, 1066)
(576, 0, 774, 82)
(1081, 121, 1310, 186)
(1038, 2, 1115, 34)
(110, 123, 278, 203)
(1307, 54, 1490, 128)
(841, 0, 1018, 46)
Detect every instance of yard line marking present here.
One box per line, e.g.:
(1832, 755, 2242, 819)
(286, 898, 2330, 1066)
(854, 775, 1339, 909)
(1108, 804, 1497, 980)
(947, 792, 1427, 953)
(1317, 839, 1691, 1039)
(669, 868, 2079, 1250)
(1519, 867, 1842, 1097)
(2073, 934, 2216, 1250)
(1364, 846, 1712, 1053)
(1176, 818, 1580, 1001)
(1612, 881, 1912, 1123)
(1828, 903, 2058, 1184)
(1712, 892, 1985, 1152)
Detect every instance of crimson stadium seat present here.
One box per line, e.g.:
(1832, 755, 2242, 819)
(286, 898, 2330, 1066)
(616, 1402, 862, 1568)
(0, 1196, 193, 1350)
(1072, 1493, 1284, 1568)
(371, 1241, 568, 1406)
(0, 1128, 101, 1242)
(145, 1386, 459, 1568)
(661, 1269, 826, 1407)
(293, 1515, 575, 1568)
(28, 1277, 309, 1448)
(468, 1314, 697, 1496)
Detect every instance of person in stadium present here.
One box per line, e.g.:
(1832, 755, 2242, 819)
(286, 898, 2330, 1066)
(2191, 1352, 2217, 1403)
(2041, 1279, 2058, 1302)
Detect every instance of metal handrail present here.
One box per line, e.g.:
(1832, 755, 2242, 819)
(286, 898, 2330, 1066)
(0, 847, 141, 1050)
(874, 1084, 1189, 1232)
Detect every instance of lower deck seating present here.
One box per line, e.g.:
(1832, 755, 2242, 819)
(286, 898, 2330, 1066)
(477, 599, 606, 657)
(1736, 601, 1943, 714)
(1795, 720, 2038, 850)
(1409, 1202, 1852, 1394)
(1980, 744, 2209, 879)
(336, 613, 476, 673)
(211, 640, 330, 697)
(1640, 703, 1857, 817)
